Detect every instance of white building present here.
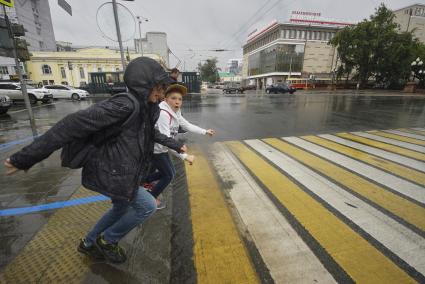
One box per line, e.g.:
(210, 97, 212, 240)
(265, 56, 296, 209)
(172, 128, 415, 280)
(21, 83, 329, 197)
(134, 32, 170, 67)
(393, 3, 425, 43)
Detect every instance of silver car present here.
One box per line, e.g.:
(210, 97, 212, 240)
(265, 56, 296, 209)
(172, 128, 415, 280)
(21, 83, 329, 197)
(0, 82, 53, 105)
(42, 85, 89, 100)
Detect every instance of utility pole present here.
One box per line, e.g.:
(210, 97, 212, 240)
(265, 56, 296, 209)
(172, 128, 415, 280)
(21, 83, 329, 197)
(112, 0, 126, 70)
(136, 16, 143, 55)
(3, 5, 37, 136)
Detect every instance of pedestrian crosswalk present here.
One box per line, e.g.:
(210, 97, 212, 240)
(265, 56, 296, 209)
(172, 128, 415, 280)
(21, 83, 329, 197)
(185, 127, 425, 283)
(1, 127, 425, 283)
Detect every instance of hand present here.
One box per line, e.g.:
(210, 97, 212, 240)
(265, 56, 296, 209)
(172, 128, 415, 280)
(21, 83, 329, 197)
(185, 155, 195, 165)
(180, 145, 187, 153)
(206, 129, 216, 136)
(4, 158, 20, 175)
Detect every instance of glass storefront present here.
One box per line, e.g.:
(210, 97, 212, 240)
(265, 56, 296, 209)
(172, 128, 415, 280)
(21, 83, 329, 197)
(248, 44, 304, 76)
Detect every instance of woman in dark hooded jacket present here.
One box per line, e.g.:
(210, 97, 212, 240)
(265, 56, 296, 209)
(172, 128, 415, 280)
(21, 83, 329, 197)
(4, 57, 186, 263)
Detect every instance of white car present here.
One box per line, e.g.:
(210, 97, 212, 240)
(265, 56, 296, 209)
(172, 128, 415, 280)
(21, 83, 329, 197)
(0, 82, 53, 105)
(42, 85, 89, 100)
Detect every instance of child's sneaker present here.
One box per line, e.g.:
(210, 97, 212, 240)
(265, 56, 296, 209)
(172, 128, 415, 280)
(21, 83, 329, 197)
(77, 238, 105, 260)
(94, 235, 127, 263)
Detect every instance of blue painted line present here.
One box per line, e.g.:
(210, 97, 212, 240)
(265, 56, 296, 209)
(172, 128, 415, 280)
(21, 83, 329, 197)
(0, 195, 109, 216)
(0, 134, 42, 151)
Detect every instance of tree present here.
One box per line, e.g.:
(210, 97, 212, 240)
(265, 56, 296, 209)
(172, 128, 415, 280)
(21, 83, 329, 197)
(198, 58, 220, 83)
(330, 4, 424, 89)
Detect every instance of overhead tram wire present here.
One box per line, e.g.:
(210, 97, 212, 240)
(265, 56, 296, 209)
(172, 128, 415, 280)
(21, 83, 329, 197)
(218, 0, 277, 48)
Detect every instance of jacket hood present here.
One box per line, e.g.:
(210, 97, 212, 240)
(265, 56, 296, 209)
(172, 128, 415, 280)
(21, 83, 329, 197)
(124, 57, 173, 101)
(159, 101, 180, 119)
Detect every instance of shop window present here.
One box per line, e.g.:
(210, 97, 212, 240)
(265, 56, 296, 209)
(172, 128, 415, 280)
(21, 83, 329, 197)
(60, 67, 66, 78)
(49, 80, 55, 85)
(42, 64, 52, 74)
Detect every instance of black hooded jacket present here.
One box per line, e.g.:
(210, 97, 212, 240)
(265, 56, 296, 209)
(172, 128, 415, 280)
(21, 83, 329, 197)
(9, 57, 183, 201)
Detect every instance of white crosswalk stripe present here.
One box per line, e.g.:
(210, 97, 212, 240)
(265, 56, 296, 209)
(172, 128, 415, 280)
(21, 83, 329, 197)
(282, 137, 425, 204)
(211, 143, 336, 283)
(245, 139, 425, 276)
(318, 134, 425, 172)
(352, 132, 425, 153)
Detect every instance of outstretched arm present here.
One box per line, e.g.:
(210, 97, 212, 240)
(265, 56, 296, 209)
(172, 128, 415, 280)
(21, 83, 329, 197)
(8, 96, 134, 170)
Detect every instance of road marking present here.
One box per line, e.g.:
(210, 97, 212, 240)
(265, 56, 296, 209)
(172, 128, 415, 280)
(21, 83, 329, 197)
(356, 131, 425, 152)
(283, 137, 425, 204)
(319, 134, 425, 172)
(227, 141, 416, 284)
(8, 102, 59, 114)
(385, 130, 425, 141)
(337, 133, 425, 161)
(263, 138, 425, 234)
(0, 195, 108, 216)
(0, 187, 110, 283)
(411, 128, 425, 134)
(366, 131, 425, 148)
(246, 139, 425, 277)
(185, 146, 259, 284)
(302, 135, 425, 186)
(400, 128, 425, 136)
(211, 143, 336, 283)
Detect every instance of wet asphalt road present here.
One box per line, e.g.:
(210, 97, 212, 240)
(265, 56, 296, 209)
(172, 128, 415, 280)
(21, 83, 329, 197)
(0, 90, 424, 276)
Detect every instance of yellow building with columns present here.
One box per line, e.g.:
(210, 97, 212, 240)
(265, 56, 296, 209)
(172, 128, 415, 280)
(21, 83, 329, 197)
(26, 47, 165, 87)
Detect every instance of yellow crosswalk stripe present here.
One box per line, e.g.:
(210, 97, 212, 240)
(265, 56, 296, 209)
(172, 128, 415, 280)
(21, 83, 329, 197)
(226, 141, 415, 284)
(302, 135, 425, 186)
(185, 146, 259, 284)
(369, 130, 425, 146)
(337, 133, 425, 161)
(263, 138, 425, 233)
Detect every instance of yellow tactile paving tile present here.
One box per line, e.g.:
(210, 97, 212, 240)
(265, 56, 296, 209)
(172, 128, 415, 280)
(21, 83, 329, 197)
(337, 133, 425, 161)
(185, 146, 259, 284)
(263, 138, 425, 233)
(302, 135, 425, 186)
(369, 130, 425, 146)
(0, 187, 110, 283)
(226, 141, 415, 284)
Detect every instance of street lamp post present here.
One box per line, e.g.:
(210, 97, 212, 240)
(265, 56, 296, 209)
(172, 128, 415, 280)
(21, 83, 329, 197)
(136, 16, 148, 55)
(112, 0, 127, 70)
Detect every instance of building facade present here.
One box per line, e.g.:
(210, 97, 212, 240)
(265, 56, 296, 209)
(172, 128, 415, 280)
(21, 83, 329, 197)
(227, 59, 242, 75)
(134, 32, 170, 67)
(393, 3, 425, 43)
(26, 47, 164, 87)
(242, 15, 351, 88)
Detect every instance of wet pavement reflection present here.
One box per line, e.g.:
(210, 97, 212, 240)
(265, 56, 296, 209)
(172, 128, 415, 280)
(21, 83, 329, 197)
(0, 91, 424, 277)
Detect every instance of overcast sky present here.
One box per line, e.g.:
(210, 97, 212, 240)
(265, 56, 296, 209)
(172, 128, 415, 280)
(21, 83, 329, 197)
(48, 0, 418, 71)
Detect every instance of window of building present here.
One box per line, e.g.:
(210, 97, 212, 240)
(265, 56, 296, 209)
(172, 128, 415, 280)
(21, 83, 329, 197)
(49, 80, 55, 85)
(290, 30, 296, 39)
(313, 31, 318, 40)
(42, 64, 52, 74)
(297, 30, 301, 39)
(39, 41, 43, 49)
(98, 67, 102, 72)
(79, 67, 85, 78)
(283, 29, 288, 39)
(307, 31, 312, 40)
(0, 66, 9, 75)
(60, 67, 66, 78)
(301, 30, 306, 39)
(42, 80, 48, 85)
(61, 81, 68, 85)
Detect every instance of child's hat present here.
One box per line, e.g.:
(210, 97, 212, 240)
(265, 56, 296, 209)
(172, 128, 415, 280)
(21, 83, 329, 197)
(165, 84, 188, 96)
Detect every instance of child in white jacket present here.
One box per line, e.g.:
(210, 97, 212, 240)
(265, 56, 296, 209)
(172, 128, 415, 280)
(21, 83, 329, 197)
(145, 84, 215, 208)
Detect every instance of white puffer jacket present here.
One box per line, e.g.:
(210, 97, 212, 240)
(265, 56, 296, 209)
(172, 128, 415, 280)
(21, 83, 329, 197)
(154, 101, 206, 159)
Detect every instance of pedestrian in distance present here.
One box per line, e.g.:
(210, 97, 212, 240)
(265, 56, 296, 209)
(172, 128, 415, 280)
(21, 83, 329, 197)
(169, 68, 180, 82)
(4, 57, 187, 264)
(144, 84, 215, 209)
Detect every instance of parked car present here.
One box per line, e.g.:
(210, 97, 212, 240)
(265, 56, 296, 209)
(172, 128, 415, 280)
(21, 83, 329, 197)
(223, 85, 244, 94)
(0, 82, 53, 104)
(0, 94, 12, 115)
(265, 83, 296, 94)
(42, 85, 89, 100)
